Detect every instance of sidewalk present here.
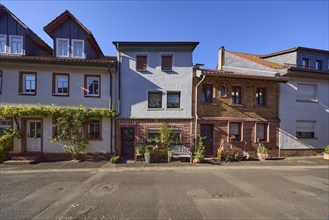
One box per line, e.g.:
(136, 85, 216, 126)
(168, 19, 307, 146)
(0, 156, 328, 173)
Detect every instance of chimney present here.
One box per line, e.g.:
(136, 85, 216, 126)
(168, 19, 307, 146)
(217, 46, 225, 70)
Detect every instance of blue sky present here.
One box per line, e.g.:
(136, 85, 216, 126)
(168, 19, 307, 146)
(1, 0, 328, 68)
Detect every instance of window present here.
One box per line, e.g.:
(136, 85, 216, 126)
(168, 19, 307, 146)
(161, 55, 173, 71)
(148, 91, 162, 108)
(0, 35, 6, 54)
(56, 38, 69, 57)
(256, 88, 266, 105)
(0, 120, 13, 151)
(136, 55, 147, 71)
(172, 129, 181, 144)
(147, 128, 160, 144)
(229, 122, 242, 141)
(297, 84, 317, 102)
(315, 60, 323, 70)
(167, 92, 180, 108)
(232, 86, 242, 104)
(296, 121, 315, 138)
(84, 75, 100, 97)
(0, 71, 2, 95)
(219, 84, 227, 97)
(302, 58, 310, 68)
(52, 73, 69, 96)
(72, 39, 84, 58)
(256, 123, 268, 142)
(9, 35, 23, 55)
(19, 72, 36, 95)
(202, 84, 213, 103)
(87, 118, 101, 139)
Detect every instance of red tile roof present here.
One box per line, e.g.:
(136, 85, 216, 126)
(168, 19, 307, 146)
(227, 51, 288, 70)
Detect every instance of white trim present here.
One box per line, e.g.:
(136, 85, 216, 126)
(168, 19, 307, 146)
(22, 73, 36, 94)
(56, 38, 70, 58)
(135, 53, 149, 72)
(85, 76, 100, 97)
(0, 34, 7, 54)
(9, 35, 24, 55)
(72, 39, 85, 59)
(255, 122, 269, 142)
(55, 75, 69, 95)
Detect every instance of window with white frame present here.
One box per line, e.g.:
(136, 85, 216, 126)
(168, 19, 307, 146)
(0, 120, 11, 136)
(297, 83, 317, 102)
(0, 35, 6, 54)
(87, 118, 101, 139)
(19, 72, 36, 95)
(315, 60, 323, 70)
(296, 121, 315, 138)
(56, 38, 69, 57)
(53, 74, 69, 95)
(72, 39, 84, 58)
(10, 35, 23, 55)
(256, 123, 268, 142)
(84, 75, 100, 97)
(148, 91, 162, 108)
(229, 122, 242, 141)
(167, 92, 180, 108)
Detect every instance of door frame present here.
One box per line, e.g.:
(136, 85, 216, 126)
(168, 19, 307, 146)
(120, 126, 136, 158)
(200, 124, 214, 156)
(21, 118, 43, 154)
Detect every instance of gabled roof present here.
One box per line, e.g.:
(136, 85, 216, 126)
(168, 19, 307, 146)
(200, 68, 288, 82)
(227, 51, 288, 70)
(261, 47, 329, 58)
(0, 4, 53, 55)
(44, 10, 104, 57)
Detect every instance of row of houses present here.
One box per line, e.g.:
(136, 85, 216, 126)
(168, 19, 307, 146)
(0, 4, 328, 160)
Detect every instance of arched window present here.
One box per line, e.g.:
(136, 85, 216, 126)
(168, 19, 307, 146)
(219, 84, 227, 97)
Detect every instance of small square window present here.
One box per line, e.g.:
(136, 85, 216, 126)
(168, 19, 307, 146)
(148, 91, 162, 108)
(302, 58, 310, 68)
(72, 39, 84, 58)
(0, 35, 6, 54)
(84, 75, 100, 97)
(256, 123, 268, 142)
(229, 122, 242, 141)
(19, 72, 36, 95)
(56, 38, 69, 57)
(296, 121, 315, 138)
(202, 84, 213, 103)
(232, 86, 242, 104)
(87, 118, 101, 139)
(161, 55, 173, 71)
(167, 92, 180, 108)
(10, 35, 23, 55)
(53, 73, 69, 96)
(315, 60, 323, 70)
(136, 55, 147, 71)
(256, 88, 266, 105)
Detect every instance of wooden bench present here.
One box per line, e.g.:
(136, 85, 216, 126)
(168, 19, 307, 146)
(168, 145, 192, 163)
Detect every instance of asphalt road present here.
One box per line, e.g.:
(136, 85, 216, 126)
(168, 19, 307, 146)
(0, 165, 328, 219)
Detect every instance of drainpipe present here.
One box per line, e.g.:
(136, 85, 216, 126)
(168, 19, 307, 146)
(194, 74, 206, 148)
(108, 64, 114, 154)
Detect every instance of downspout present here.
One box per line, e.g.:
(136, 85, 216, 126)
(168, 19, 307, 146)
(108, 64, 113, 154)
(194, 74, 206, 148)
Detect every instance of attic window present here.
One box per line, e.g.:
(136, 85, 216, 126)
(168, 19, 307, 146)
(56, 38, 69, 57)
(9, 35, 23, 55)
(72, 39, 85, 58)
(0, 35, 6, 54)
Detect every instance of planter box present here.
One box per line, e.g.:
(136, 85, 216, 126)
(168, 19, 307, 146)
(323, 153, 329, 160)
(257, 153, 268, 161)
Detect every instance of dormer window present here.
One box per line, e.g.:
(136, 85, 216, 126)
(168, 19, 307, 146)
(0, 35, 6, 54)
(9, 35, 23, 55)
(56, 38, 69, 57)
(72, 39, 85, 58)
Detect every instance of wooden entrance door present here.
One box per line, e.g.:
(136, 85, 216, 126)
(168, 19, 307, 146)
(121, 127, 135, 158)
(200, 124, 213, 155)
(26, 120, 42, 152)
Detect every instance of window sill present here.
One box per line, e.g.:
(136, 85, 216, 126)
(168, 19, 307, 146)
(162, 69, 173, 72)
(254, 105, 269, 108)
(296, 100, 318, 103)
(296, 137, 318, 140)
(18, 93, 36, 96)
(166, 108, 183, 111)
(231, 104, 244, 107)
(52, 93, 69, 97)
(254, 141, 270, 144)
(147, 108, 164, 111)
(84, 95, 100, 98)
(87, 137, 103, 141)
(202, 102, 218, 106)
(137, 69, 148, 72)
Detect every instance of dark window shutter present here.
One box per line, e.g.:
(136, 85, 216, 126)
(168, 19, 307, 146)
(162, 55, 172, 70)
(136, 56, 147, 70)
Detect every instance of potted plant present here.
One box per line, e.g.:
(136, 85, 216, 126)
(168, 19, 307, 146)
(323, 145, 329, 160)
(135, 145, 145, 161)
(193, 137, 205, 163)
(257, 143, 268, 160)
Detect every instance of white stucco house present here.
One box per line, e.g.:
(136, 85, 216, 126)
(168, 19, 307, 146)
(218, 46, 329, 155)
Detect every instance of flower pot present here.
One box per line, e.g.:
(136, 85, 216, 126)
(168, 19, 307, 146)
(257, 153, 268, 161)
(193, 158, 201, 163)
(323, 153, 329, 160)
(144, 153, 150, 163)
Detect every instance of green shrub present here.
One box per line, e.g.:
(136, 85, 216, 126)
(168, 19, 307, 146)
(257, 143, 268, 154)
(110, 155, 120, 164)
(194, 136, 206, 160)
(323, 145, 329, 154)
(135, 145, 145, 155)
(0, 129, 23, 163)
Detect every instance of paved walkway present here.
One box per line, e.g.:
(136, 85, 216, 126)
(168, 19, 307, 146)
(0, 156, 328, 174)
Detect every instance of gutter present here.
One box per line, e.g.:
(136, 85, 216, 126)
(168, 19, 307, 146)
(194, 74, 206, 148)
(108, 64, 115, 154)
